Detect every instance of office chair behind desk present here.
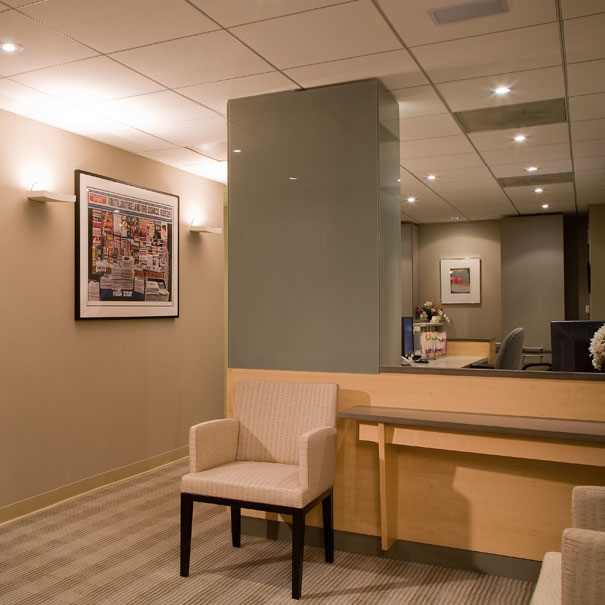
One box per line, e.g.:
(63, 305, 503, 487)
(470, 327, 525, 370)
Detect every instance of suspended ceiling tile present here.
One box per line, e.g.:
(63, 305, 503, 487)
(575, 156, 605, 171)
(410, 23, 561, 84)
(90, 128, 170, 153)
(22, 0, 219, 54)
(2, 0, 51, 5)
(0, 11, 96, 76)
(515, 200, 576, 214)
(0, 78, 70, 115)
(0, 3, 9, 11)
(423, 165, 494, 183)
(567, 59, 605, 96)
(31, 107, 125, 136)
(564, 13, 605, 64)
(571, 118, 605, 141)
(400, 134, 474, 159)
(189, 0, 342, 27)
(491, 158, 572, 178)
(138, 147, 209, 167)
(470, 123, 569, 151)
(377, 0, 556, 48)
(400, 113, 462, 141)
(436, 66, 565, 113)
(481, 143, 571, 167)
(402, 152, 483, 173)
(284, 49, 426, 91)
(13, 56, 162, 105)
(569, 93, 605, 121)
(561, 0, 605, 19)
(505, 182, 575, 204)
(394, 85, 448, 119)
(178, 72, 297, 115)
(574, 167, 605, 183)
(111, 31, 273, 89)
(573, 139, 605, 158)
(90, 91, 216, 129)
(231, 2, 400, 70)
(142, 115, 227, 146)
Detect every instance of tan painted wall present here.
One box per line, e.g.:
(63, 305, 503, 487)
(0, 110, 225, 509)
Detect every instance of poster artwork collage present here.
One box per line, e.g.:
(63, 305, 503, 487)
(87, 190, 172, 304)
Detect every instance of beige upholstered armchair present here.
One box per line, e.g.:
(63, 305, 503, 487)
(180, 379, 338, 600)
(531, 485, 605, 604)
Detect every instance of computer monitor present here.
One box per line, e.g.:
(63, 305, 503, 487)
(551, 320, 604, 372)
(402, 316, 414, 357)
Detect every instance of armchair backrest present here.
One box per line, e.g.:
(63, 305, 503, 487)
(233, 380, 338, 465)
(495, 327, 525, 369)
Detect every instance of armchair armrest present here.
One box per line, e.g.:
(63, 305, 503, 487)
(299, 427, 337, 494)
(561, 527, 605, 604)
(572, 486, 605, 531)
(189, 418, 239, 473)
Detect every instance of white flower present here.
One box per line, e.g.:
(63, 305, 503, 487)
(425, 301, 433, 307)
(589, 324, 605, 370)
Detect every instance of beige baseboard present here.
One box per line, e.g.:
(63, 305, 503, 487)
(0, 446, 188, 525)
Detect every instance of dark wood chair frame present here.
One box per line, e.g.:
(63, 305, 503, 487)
(180, 488, 334, 600)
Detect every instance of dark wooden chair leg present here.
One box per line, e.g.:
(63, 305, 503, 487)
(291, 510, 305, 600)
(321, 493, 334, 563)
(180, 493, 194, 577)
(231, 506, 241, 547)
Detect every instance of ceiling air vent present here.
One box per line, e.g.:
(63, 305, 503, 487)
(455, 99, 567, 133)
(429, 0, 508, 25)
(497, 173, 574, 188)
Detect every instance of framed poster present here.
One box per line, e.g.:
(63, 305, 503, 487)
(75, 171, 179, 320)
(440, 258, 480, 304)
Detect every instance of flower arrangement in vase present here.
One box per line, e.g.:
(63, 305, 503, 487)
(589, 324, 605, 370)
(416, 300, 450, 324)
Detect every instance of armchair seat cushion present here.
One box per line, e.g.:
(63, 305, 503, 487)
(182, 461, 313, 508)
(531, 551, 561, 604)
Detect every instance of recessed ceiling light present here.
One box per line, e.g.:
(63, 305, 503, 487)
(541, 203, 549, 209)
(1, 42, 23, 53)
(513, 135, 526, 142)
(233, 149, 241, 153)
(407, 197, 416, 203)
(288, 177, 298, 181)
(427, 174, 436, 181)
(493, 86, 511, 95)
(534, 187, 544, 193)
(450, 216, 460, 221)
(397, 178, 401, 182)
(525, 166, 538, 172)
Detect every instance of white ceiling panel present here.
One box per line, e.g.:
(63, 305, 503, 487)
(491, 158, 573, 178)
(571, 118, 605, 142)
(575, 156, 605, 171)
(436, 66, 565, 113)
(12, 56, 162, 105)
(402, 152, 483, 173)
(111, 31, 273, 89)
(564, 13, 605, 64)
(230, 1, 400, 69)
(90, 128, 170, 153)
(514, 200, 576, 214)
(0, 4, 9, 12)
(561, 0, 605, 19)
(567, 59, 605, 96)
(284, 49, 426, 91)
(378, 0, 556, 48)
(0, 10, 96, 77)
(22, 0, 219, 54)
(138, 147, 210, 167)
(410, 23, 561, 84)
(2, 0, 46, 5)
(394, 85, 447, 119)
(178, 72, 297, 115)
(505, 182, 575, 204)
(0, 78, 70, 115)
(400, 135, 474, 159)
(400, 113, 461, 141)
(470, 124, 569, 152)
(573, 139, 605, 158)
(574, 168, 605, 184)
(189, 0, 345, 27)
(90, 91, 216, 129)
(142, 115, 227, 146)
(569, 93, 605, 121)
(32, 107, 125, 136)
(481, 143, 571, 167)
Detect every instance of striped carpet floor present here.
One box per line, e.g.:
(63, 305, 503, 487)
(0, 459, 535, 604)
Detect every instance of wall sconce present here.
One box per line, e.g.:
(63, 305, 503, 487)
(27, 182, 76, 203)
(190, 219, 222, 233)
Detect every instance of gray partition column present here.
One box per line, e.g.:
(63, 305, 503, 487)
(228, 80, 400, 374)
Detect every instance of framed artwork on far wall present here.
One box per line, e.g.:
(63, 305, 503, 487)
(440, 258, 481, 304)
(75, 170, 179, 320)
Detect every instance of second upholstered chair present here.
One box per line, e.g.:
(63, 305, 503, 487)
(180, 379, 338, 600)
